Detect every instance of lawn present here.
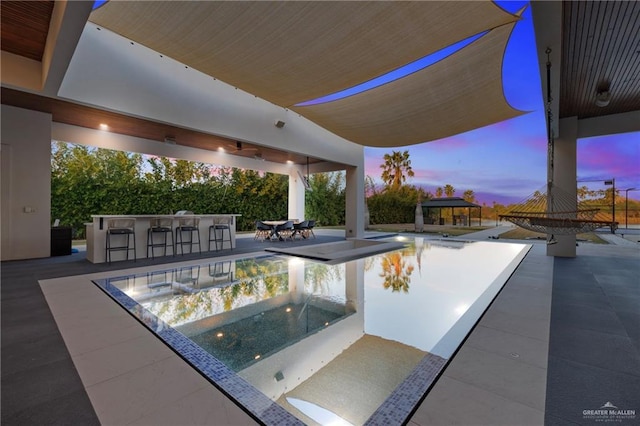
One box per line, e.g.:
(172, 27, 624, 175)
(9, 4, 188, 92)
(367, 223, 490, 236)
(498, 228, 607, 244)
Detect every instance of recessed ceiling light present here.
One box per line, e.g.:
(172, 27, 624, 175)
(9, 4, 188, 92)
(99, 123, 109, 130)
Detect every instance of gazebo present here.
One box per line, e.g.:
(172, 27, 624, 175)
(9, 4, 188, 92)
(421, 197, 482, 226)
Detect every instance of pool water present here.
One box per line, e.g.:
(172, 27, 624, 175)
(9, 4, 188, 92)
(191, 301, 349, 371)
(94, 237, 530, 425)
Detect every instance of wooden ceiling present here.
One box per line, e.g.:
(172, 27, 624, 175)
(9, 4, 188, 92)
(0, 1, 54, 61)
(1, 87, 319, 165)
(559, 1, 640, 119)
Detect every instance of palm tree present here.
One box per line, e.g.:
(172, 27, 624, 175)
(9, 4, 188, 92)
(435, 187, 443, 197)
(379, 252, 414, 293)
(444, 184, 455, 197)
(380, 150, 414, 191)
(463, 189, 475, 203)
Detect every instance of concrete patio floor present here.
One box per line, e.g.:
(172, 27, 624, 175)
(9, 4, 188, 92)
(2, 228, 638, 425)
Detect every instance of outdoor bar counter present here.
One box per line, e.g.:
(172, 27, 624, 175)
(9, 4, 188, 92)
(85, 214, 241, 263)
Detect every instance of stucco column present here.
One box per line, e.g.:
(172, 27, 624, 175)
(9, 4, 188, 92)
(345, 165, 365, 239)
(288, 171, 306, 222)
(547, 116, 577, 257)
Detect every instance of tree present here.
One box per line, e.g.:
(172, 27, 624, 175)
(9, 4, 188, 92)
(577, 185, 590, 201)
(365, 175, 378, 197)
(51, 143, 146, 236)
(463, 189, 475, 203)
(379, 252, 414, 293)
(367, 185, 428, 224)
(52, 142, 289, 235)
(380, 150, 414, 191)
(444, 184, 455, 197)
(435, 187, 443, 197)
(306, 172, 346, 226)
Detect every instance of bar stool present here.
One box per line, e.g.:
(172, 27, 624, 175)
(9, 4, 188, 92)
(175, 216, 201, 255)
(105, 218, 136, 263)
(147, 217, 174, 258)
(208, 261, 233, 284)
(209, 216, 232, 251)
(175, 265, 200, 288)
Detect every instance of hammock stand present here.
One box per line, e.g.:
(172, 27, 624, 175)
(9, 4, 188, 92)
(499, 48, 617, 240)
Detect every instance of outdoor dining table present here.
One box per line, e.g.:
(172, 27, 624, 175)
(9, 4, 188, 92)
(262, 220, 287, 240)
(262, 220, 301, 240)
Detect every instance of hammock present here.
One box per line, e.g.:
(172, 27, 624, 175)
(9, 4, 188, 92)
(501, 49, 617, 238)
(500, 184, 617, 235)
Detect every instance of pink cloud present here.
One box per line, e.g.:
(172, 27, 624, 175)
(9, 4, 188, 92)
(578, 134, 640, 181)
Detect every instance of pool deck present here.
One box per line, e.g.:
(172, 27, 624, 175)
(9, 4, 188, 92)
(2, 227, 639, 425)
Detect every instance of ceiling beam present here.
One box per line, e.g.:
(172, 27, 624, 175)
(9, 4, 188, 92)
(577, 110, 640, 139)
(42, 1, 94, 96)
(0, 0, 92, 95)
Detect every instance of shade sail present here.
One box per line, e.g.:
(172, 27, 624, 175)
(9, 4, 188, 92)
(292, 21, 524, 146)
(89, 1, 518, 108)
(89, 1, 523, 147)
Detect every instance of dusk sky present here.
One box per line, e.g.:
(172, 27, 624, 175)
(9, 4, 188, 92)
(363, 1, 640, 206)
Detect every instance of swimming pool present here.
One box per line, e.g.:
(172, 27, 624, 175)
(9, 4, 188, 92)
(94, 237, 530, 425)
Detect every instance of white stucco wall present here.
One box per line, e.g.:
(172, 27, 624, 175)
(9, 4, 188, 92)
(1, 105, 52, 260)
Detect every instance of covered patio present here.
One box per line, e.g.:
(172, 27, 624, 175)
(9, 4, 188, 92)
(2, 1, 639, 425)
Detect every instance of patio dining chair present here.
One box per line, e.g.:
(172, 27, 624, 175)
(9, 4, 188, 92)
(306, 220, 316, 239)
(254, 220, 272, 241)
(275, 220, 294, 241)
(293, 220, 310, 239)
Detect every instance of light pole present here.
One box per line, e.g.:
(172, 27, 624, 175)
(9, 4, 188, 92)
(625, 187, 638, 229)
(604, 179, 616, 233)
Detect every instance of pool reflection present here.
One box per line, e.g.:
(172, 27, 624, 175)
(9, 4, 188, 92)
(96, 237, 530, 425)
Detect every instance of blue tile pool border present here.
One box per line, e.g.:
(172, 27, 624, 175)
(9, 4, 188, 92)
(93, 276, 304, 426)
(91, 242, 525, 426)
(93, 273, 452, 425)
(365, 354, 447, 425)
